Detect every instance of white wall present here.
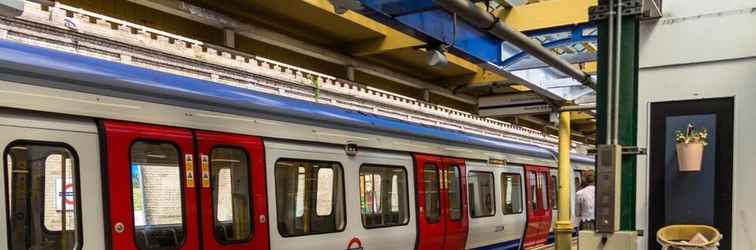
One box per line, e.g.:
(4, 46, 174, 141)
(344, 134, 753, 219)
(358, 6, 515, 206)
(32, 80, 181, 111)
(636, 0, 756, 249)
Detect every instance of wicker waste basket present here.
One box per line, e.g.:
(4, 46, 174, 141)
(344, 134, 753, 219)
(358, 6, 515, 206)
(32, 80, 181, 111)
(657, 225, 721, 250)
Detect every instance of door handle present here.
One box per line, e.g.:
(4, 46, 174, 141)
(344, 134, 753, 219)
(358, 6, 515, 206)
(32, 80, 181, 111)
(494, 225, 506, 232)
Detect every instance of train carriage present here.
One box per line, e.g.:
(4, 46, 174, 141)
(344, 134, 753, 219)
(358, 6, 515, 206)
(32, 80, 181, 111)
(0, 39, 593, 250)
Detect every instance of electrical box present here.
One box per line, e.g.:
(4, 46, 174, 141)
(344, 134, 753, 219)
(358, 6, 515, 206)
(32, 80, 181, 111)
(596, 144, 622, 233)
(0, 0, 23, 17)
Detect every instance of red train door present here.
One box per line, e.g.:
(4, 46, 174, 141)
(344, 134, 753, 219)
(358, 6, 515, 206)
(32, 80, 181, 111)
(442, 157, 468, 250)
(415, 154, 469, 250)
(523, 165, 552, 248)
(195, 130, 269, 250)
(103, 120, 200, 250)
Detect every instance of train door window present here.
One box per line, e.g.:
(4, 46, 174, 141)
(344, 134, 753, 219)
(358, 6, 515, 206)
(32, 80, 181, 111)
(359, 164, 409, 228)
(468, 171, 495, 218)
(528, 172, 537, 211)
(447, 166, 462, 221)
(501, 173, 523, 214)
(274, 159, 345, 236)
(550, 176, 557, 210)
(423, 164, 440, 223)
(4, 143, 80, 250)
(211, 147, 252, 243)
(130, 141, 185, 249)
(536, 173, 548, 210)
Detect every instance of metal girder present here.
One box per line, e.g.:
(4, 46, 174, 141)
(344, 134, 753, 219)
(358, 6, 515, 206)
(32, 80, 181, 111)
(498, 0, 597, 32)
(0, 0, 23, 17)
(126, 0, 479, 104)
(347, 28, 426, 56)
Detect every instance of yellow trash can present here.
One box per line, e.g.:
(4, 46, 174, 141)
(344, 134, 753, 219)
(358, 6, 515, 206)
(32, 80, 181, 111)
(657, 225, 721, 250)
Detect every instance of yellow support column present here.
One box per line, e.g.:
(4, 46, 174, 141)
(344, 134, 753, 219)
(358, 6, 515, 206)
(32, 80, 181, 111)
(556, 110, 574, 250)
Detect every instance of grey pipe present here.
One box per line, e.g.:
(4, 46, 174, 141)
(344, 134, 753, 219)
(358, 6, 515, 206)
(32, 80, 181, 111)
(434, 0, 596, 89)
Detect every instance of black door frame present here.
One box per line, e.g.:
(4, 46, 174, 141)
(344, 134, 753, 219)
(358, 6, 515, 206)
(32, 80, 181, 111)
(648, 97, 734, 250)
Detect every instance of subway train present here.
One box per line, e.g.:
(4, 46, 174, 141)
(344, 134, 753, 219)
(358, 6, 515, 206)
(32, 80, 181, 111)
(0, 39, 594, 250)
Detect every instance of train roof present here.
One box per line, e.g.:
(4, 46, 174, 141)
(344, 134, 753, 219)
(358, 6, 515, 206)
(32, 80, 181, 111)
(0, 40, 593, 164)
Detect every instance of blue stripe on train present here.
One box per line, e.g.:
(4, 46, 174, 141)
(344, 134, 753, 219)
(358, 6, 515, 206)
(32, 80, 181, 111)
(471, 239, 521, 250)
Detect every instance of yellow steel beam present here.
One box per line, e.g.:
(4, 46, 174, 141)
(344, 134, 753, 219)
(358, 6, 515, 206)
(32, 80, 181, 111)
(349, 29, 426, 56)
(580, 61, 597, 74)
(302, 0, 427, 56)
(498, 0, 597, 32)
(571, 111, 595, 121)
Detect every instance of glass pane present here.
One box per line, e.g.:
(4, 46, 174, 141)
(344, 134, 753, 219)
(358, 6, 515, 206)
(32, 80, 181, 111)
(130, 141, 184, 249)
(6, 144, 79, 250)
(275, 160, 344, 236)
(211, 147, 252, 242)
(502, 174, 523, 214)
(359, 165, 408, 228)
(468, 171, 495, 217)
(423, 164, 440, 224)
(316, 168, 334, 216)
(447, 166, 462, 221)
(551, 176, 558, 209)
(528, 172, 537, 211)
(537, 173, 548, 210)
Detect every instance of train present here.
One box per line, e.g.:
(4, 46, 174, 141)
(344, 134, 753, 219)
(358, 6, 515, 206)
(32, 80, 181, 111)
(0, 39, 594, 250)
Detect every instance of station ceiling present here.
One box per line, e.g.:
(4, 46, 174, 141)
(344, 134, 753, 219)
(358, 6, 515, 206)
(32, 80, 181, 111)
(58, 0, 598, 143)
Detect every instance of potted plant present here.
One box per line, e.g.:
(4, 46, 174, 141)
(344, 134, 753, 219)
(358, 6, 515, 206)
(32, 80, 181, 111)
(675, 124, 708, 171)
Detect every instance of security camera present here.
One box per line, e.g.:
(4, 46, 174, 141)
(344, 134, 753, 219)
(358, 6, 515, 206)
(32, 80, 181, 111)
(426, 48, 448, 68)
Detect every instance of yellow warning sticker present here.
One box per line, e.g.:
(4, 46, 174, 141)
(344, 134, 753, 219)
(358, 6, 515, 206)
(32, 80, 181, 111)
(185, 154, 195, 188)
(201, 154, 210, 188)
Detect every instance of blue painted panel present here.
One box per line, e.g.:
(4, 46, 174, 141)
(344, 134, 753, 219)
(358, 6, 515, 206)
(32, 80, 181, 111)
(664, 115, 716, 225)
(395, 9, 500, 62)
(0, 40, 563, 160)
(357, 0, 500, 63)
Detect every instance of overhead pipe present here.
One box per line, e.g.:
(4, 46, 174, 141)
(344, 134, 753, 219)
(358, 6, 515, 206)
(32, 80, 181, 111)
(433, 0, 597, 89)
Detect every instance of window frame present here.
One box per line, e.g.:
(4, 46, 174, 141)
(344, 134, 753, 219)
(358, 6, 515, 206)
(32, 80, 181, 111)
(3, 140, 84, 250)
(500, 172, 524, 215)
(273, 158, 346, 237)
(468, 170, 496, 218)
(358, 164, 410, 229)
(208, 145, 254, 245)
(128, 139, 188, 250)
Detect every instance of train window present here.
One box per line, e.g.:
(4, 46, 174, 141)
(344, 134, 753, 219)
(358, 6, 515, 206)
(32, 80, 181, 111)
(211, 147, 252, 243)
(275, 159, 345, 237)
(130, 141, 185, 249)
(5, 143, 80, 250)
(501, 173, 523, 214)
(551, 175, 557, 210)
(316, 168, 334, 216)
(359, 164, 409, 228)
(468, 171, 495, 218)
(423, 164, 440, 224)
(447, 166, 462, 221)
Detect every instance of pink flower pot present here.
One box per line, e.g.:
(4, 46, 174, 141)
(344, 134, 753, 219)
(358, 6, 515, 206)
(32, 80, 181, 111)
(676, 143, 704, 171)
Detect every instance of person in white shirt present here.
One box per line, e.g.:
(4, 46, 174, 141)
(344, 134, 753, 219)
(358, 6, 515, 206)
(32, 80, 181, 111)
(576, 171, 595, 230)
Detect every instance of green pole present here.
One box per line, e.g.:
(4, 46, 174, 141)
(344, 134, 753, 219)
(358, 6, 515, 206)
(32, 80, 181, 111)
(595, 3, 639, 230)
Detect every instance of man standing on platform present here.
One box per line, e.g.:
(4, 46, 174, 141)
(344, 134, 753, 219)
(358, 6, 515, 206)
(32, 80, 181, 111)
(576, 171, 595, 230)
